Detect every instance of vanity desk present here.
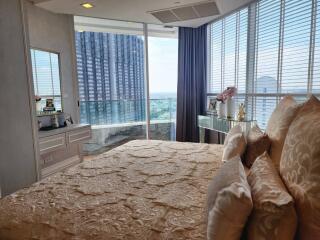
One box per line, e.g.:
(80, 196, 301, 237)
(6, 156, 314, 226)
(38, 124, 91, 179)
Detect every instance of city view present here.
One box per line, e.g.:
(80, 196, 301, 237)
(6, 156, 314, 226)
(75, 30, 177, 152)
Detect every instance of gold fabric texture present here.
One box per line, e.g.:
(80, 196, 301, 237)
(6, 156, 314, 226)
(266, 96, 301, 171)
(247, 152, 297, 240)
(0, 140, 223, 240)
(280, 95, 320, 239)
(207, 156, 253, 240)
(244, 125, 271, 168)
(222, 133, 246, 162)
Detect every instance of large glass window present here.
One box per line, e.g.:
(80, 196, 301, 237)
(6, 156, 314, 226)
(207, 0, 320, 129)
(207, 7, 248, 113)
(75, 19, 147, 154)
(148, 24, 178, 141)
(74, 17, 178, 154)
(76, 31, 145, 125)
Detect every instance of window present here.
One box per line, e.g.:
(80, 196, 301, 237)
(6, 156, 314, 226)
(30, 49, 62, 111)
(207, 0, 320, 129)
(74, 17, 179, 154)
(207, 8, 248, 109)
(148, 24, 178, 141)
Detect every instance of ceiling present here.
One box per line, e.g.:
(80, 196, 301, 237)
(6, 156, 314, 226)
(32, 0, 253, 28)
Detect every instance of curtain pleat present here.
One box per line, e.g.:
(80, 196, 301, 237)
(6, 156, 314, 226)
(176, 25, 207, 142)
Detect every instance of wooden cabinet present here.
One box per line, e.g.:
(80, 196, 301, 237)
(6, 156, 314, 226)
(38, 124, 91, 178)
(39, 133, 66, 155)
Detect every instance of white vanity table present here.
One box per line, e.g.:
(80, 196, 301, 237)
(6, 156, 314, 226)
(38, 124, 91, 178)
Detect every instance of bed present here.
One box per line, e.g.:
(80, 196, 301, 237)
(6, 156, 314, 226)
(0, 140, 223, 240)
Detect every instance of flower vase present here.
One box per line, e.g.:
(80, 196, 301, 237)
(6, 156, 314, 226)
(218, 102, 226, 118)
(226, 96, 235, 119)
(36, 102, 42, 113)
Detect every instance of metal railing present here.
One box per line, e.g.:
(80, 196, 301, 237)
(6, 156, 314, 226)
(79, 98, 177, 126)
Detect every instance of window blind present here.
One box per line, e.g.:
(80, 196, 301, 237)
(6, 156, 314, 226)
(31, 49, 62, 110)
(207, 0, 320, 129)
(207, 8, 248, 95)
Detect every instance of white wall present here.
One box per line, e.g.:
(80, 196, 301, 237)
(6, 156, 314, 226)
(0, 0, 38, 196)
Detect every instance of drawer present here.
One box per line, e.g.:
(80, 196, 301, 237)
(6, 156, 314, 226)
(67, 127, 91, 144)
(39, 133, 66, 155)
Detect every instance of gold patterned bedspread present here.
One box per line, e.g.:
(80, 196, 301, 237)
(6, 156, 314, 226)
(0, 140, 223, 240)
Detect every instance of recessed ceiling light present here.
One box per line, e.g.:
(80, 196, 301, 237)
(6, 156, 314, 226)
(81, 3, 94, 9)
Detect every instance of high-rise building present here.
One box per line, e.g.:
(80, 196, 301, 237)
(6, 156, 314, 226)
(75, 31, 146, 125)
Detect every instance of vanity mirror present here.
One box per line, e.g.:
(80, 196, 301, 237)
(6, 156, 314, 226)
(30, 48, 63, 115)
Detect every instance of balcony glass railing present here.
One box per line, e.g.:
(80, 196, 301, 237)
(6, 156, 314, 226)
(79, 98, 177, 125)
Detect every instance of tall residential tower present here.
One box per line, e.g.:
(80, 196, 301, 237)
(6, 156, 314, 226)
(75, 31, 145, 124)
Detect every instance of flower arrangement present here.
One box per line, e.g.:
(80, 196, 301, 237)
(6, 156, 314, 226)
(216, 87, 237, 103)
(35, 95, 42, 102)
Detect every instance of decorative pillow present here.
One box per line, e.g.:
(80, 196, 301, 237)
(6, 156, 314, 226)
(243, 125, 271, 168)
(266, 96, 301, 170)
(222, 133, 246, 162)
(280, 95, 320, 239)
(246, 152, 297, 240)
(224, 124, 242, 146)
(207, 156, 252, 240)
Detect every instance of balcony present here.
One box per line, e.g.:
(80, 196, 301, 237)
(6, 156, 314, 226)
(79, 98, 177, 155)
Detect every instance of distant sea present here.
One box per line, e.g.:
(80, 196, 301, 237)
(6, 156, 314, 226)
(150, 92, 177, 99)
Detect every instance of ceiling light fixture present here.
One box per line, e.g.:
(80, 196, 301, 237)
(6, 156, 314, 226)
(81, 3, 94, 9)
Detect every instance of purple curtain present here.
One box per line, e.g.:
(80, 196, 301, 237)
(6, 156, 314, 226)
(176, 25, 207, 142)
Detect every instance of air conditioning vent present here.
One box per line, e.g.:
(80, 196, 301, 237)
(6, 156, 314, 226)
(151, 11, 179, 23)
(149, 1, 220, 23)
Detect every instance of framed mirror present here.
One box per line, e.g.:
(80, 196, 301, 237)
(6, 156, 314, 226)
(30, 48, 63, 115)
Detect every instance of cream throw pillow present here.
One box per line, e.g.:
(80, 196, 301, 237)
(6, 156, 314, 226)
(207, 156, 252, 240)
(246, 152, 297, 240)
(266, 96, 301, 170)
(280, 95, 320, 239)
(243, 125, 271, 168)
(222, 133, 246, 162)
(224, 124, 242, 146)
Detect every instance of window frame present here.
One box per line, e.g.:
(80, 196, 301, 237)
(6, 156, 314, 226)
(30, 48, 63, 112)
(207, 0, 320, 129)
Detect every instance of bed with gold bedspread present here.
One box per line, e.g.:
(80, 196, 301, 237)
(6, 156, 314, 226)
(0, 140, 223, 240)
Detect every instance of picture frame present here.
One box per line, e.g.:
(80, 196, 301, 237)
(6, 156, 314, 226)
(207, 96, 218, 115)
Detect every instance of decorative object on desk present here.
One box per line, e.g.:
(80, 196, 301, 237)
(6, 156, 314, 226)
(216, 87, 237, 103)
(207, 97, 218, 116)
(216, 87, 237, 119)
(226, 96, 235, 119)
(217, 101, 226, 118)
(35, 95, 42, 112)
(51, 114, 59, 129)
(237, 103, 246, 121)
(43, 98, 56, 112)
(65, 113, 74, 126)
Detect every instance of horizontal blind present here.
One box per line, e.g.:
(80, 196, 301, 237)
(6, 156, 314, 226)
(207, 8, 249, 95)
(313, 0, 320, 92)
(254, 0, 281, 94)
(31, 49, 62, 110)
(281, 0, 312, 94)
(208, 20, 223, 93)
(251, 0, 316, 128)
(238, 8, 248, 94)
(207, 0, 320, 129)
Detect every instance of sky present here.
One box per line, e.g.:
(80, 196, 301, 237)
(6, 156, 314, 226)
(148, 37, 178, 94)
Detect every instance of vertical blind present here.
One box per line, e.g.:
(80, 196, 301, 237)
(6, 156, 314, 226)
(207, 0, 320, 129)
